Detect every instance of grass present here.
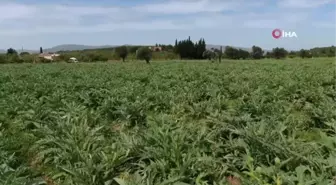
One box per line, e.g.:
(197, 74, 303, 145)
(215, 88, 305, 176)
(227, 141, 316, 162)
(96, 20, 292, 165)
(0, 58, 335, 185)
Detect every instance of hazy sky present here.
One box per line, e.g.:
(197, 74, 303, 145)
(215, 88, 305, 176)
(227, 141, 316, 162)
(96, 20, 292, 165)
(0, 0, 335, 50)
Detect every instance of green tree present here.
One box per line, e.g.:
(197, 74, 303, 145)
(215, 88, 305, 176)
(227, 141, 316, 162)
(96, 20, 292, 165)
(175, 37, 206, 59)
(174, 39, 178, 54)
(20, 52, 30, 56)
(238, 49, 250, 59)
(202, 50, 216, 61)
(136, 47, 152, 64)
(195, 38, 206, 59)
(265, 51, 272, 58)
(224, 46, 239, 59)
(128, 46, 141, 54)
(299, 49, 313, 59)
(250, 45, 264, 59)
(311, 51, 319, 58)
(288, 51, 296, 58)
(164, 44, 174, 51)
(321, 48, 326, 54)
(115, 46, 128, 62)
(299, 49, 307, 58)
(272, 47, 287, 59)
(328, 46, 335, 57)
(7, 48, 17, 55)
(213, 46, 223, 62)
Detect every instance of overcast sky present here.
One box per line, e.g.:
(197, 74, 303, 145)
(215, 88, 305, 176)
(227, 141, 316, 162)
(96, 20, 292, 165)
(0, 0, 335, 50)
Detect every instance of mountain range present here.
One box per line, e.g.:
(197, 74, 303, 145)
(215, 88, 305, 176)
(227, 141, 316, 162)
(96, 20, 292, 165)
(0, 44, 271, 53)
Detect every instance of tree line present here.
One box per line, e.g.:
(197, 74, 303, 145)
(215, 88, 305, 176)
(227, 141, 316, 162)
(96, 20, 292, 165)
(1, 38, 335, 64)
(201, 45, 335, 61)
(0, 46, 159, 64)
(173, 37, 206, 59)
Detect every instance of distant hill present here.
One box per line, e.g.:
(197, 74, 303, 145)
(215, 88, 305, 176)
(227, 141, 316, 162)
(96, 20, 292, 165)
(44, 44, 117, 52)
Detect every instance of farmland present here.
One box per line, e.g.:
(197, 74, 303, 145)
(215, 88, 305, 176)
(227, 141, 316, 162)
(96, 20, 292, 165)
(0, 58, 335, 185)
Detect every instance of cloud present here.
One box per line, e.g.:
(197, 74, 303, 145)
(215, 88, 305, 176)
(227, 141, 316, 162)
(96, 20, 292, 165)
(132, 0, 261, 14)
(0, 3, 37, 19)
(244, 20, 279, 28)
(241, 11, 311, 29)
(0, 0, 332, 35)
(0, 20, 190, 36)
(277, 0, 335, 8)
(312, 22, 336, 28)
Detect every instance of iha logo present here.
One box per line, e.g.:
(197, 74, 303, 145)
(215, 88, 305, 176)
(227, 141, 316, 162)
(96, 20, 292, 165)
(272, 29, 297, 39)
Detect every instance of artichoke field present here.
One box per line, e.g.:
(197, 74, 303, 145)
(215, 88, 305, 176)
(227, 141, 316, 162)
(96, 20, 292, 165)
(0, 59, 335, 185)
